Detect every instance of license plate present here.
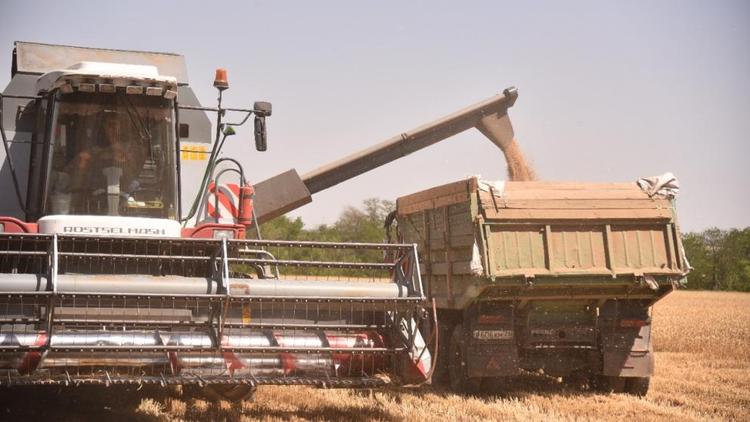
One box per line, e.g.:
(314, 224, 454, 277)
(473, 329, 513, 340)
(531, 328, 556, 337)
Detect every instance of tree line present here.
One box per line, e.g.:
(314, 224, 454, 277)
(256, 199, 395, 278)
(682, 228, 750, 291)
(259, 199, 750, 291)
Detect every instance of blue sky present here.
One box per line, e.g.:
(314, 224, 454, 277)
(1, 0, 748, 231)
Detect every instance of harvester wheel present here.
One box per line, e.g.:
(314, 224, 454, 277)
(203, 384, 256, 402)
(625, 377, 650, 396)
(447, 324, 481, 394)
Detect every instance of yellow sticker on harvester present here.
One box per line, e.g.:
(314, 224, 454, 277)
(180, 145, 209, 161)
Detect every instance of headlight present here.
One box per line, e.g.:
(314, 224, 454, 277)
(212, 229, 236, 239)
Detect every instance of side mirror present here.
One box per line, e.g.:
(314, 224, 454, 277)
(253, 101, 272, 152)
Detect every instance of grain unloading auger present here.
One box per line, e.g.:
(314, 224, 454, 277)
(251, 83, 523, 223)
(0, 42, 523, 399)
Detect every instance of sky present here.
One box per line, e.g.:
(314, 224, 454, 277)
(1, 0, 748, 232)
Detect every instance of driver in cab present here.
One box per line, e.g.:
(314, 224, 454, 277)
(67, 112, 148, 213)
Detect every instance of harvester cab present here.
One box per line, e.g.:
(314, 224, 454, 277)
(38, 62, 179, 222)
(0, 42, 432, 400)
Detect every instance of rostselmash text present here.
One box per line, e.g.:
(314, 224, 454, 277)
(62, 226, 166, 235)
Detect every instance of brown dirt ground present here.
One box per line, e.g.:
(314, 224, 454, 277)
(1, 290, 748, 421)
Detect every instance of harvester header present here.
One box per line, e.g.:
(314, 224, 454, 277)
(0, 235, 429, 392)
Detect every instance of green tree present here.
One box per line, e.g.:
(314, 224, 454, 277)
(257, 215, 305, 240)
(682, 233, 711, 290)
(258, 198, 395, 277)
(334, 198, 394, 243)
(703, 228, 727, 290)
(721, 228, 750, 291)
(682, 227, 750, 291)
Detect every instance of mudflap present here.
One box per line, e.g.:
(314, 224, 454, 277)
(602, 347, 654, 377)
(465, 302, 519, 378)
(600, 300, 654, 377)
(466, 344, 519, 378)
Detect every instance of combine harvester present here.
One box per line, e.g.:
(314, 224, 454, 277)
(0, 42, 525, 400)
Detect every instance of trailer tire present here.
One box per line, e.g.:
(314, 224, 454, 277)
(447, 324, 481, 394)
(625, 377, 650, 396)
(203, 384, 256, 402)
(593, 375, 626, 393)
(562, 371, 590, 389)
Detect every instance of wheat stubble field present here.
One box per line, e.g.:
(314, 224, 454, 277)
(1, 290, 748, 421)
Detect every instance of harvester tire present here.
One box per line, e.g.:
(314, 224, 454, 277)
(625, 377, 650, 396)
(203, 384, 256, 402)
(447, 325, 481, 394)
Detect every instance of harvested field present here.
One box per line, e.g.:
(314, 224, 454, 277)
(1, 290, 748, 421)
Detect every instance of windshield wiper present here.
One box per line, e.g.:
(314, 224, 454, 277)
(123, 94, 152, 143)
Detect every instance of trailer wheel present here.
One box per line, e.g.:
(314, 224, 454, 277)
(562, 371, 590, 389)
(592, 375, 626, 393)
(625, 377, 650, 396)
(447, 325, 481, 394)
(203, 384, 256, 402)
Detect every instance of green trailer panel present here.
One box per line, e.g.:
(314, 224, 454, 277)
(395, 177, 687, 309)
(484, 221, 682, 278)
